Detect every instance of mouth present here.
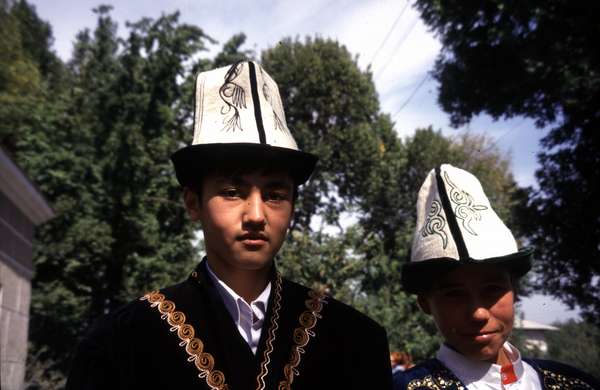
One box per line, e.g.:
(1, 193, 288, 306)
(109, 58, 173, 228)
(463, 330, 499, 343)
(238, 233, 268, 246)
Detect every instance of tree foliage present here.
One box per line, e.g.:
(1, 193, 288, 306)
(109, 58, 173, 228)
(0, 0, 43, 152)
(262, 37, 387, 229)
(545, 320, 600, 377)
(2, 3, 218, 386)
(413, 0, 600, 322)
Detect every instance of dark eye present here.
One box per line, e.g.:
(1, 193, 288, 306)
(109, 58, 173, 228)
(484, 284, 509, 296)
(441, 289, 465, 299)
(265, 190, 289, 202)
(220, 187, 240, 198)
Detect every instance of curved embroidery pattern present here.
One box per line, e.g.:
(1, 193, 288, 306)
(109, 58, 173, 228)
(260, 67, 290, 135)
(542, 369, 595, 390)
(255, 272, 283, 390)
(140, 291, 229, 390)
(262, 82, 285, 132)
(278, 289, 327, 390)
(443, 171, 488, 235)
(406, 366, 465, 390)
(420, 200, 448, 249)
(219, 62, 246, 132)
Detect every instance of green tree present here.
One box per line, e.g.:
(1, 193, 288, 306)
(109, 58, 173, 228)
(0, 0, 43, 152)
(413, 1, 600, 323)
(262, 37, 389, 230)
(545, 320, 600, 377)
(9, 0, 66, 90)
(262, 38, 446, 358)
(212, 32, 255, 67)
(2, 6, 216, 386)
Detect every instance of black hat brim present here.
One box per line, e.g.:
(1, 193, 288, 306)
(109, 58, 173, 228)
(401, 248, 533, 294)
(171, 143, 318, 187)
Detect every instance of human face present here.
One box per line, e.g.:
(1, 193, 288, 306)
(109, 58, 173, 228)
(418, 264, 515, 363)
(185, 170, 294, 274)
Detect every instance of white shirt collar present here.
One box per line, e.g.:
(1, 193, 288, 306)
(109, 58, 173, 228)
(205, 262, 271, 354)
(437, 342, 525, 387)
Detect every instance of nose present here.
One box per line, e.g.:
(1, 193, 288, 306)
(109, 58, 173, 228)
(472, 307, 490, 320)
(470, 302, 491, 323)
(243, 189, 266, 227)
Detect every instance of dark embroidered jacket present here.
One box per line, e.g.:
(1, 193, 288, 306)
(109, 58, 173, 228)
(66, 260, 392, 390)
(392, 358, 600, 390)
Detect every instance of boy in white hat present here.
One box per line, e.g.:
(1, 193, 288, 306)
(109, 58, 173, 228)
(393, 164, 599, 389)
(66, 61, 392, 390)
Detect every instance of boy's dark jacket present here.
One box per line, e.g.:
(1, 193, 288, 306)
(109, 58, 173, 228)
(66, 259, 392, 390)
(393, 357, 599, 389)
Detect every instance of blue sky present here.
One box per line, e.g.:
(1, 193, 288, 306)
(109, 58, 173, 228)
(29, 0, 575, 324)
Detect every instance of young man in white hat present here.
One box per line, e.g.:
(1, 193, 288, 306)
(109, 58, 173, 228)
(66, 61, 392, 390)
(393, 164, 599, 389)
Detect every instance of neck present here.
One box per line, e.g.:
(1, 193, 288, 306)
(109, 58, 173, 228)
(495, 345, 511, 366)
(206, 257, 272, 303)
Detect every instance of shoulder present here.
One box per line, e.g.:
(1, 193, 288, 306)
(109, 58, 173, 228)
(526, 358, 600, 389)
(282, 278, 386, 335)
(393, 359, 463, 390)
(83, 280, 192, 343)
(66, 281, 196, 389)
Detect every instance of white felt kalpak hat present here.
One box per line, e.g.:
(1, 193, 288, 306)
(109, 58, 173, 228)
(171, 61, 317, 186)
(402, 164, 532, 293)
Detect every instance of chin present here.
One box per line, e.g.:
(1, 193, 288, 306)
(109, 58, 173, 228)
(233, 253, 274, 270)
(452, 338, 501, 362)
(468, 345, 503, 362)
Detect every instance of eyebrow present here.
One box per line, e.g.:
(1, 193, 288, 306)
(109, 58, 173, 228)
(213, 176, 293, 189)
(434, 282, 463, 290)
(213, 176, 244, 185)
(263, 179, 294, 189)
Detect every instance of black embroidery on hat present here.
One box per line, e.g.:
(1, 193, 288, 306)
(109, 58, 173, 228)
(219, 61, 246, 132)
(443, 171, 488, 235)
(436, 166, 469, 259)
(420, 200, 448, 249)
(260, 68, 289, 134)
(262, 83, 285, 131)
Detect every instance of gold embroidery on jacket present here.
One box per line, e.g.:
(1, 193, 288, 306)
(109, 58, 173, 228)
(140, 291, 229, 390)
(278, 289, 327, 389)
(406, 364, 465, 390)
(542, 369, 595, 389)
(255, 272, 283, 390)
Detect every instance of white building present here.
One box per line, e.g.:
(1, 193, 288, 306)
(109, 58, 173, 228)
(514, 317, 558, 353)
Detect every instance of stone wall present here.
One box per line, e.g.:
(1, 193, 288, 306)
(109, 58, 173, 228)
(1, 191, 35, 390)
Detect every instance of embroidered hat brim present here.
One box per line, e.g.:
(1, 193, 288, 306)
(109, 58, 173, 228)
(171, 143, 318, 187)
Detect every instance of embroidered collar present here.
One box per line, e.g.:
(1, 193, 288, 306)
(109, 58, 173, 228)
(144, 260, 327, 390)
(436, 342, 525, 387)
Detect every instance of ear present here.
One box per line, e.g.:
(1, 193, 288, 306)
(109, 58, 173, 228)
(417, 294, 432, 315)
(183, 187, 201, 222)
